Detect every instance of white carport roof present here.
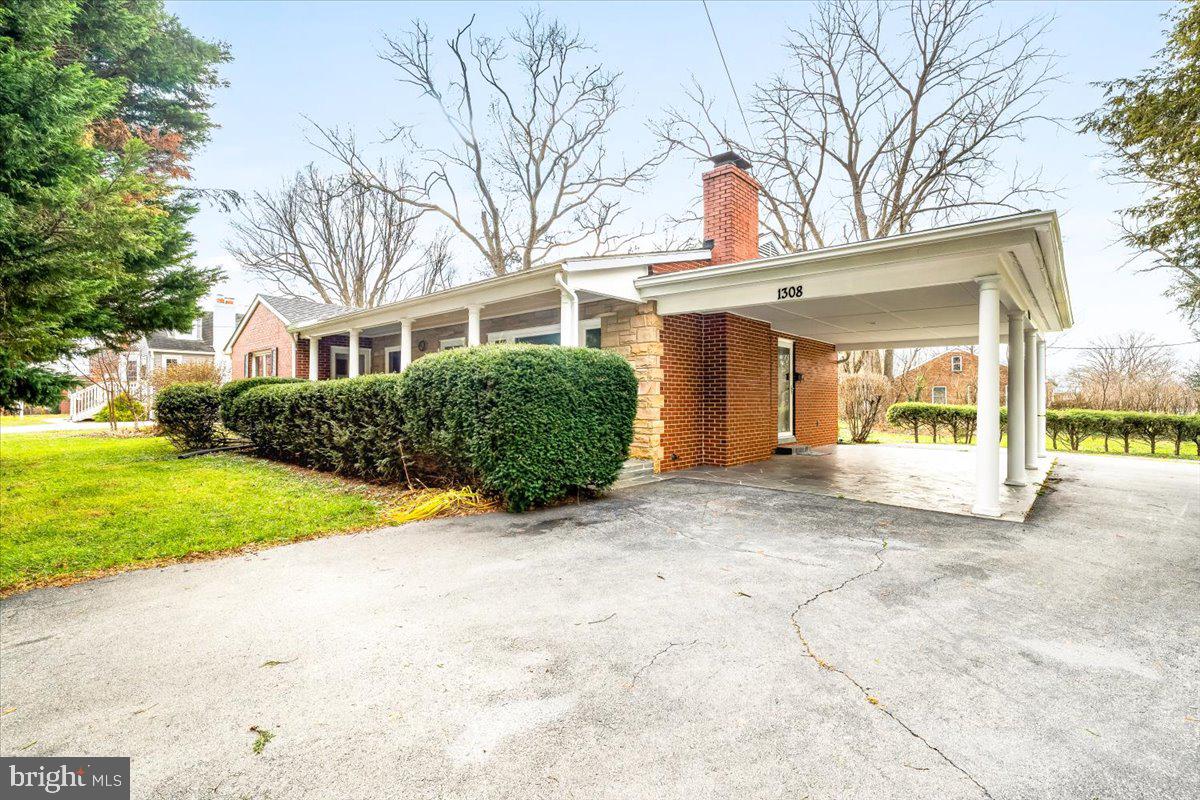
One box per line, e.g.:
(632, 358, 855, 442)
(636, 210, 1071, 350)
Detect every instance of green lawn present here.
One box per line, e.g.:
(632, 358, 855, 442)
(0, 414, 67, 427)
(841, 424, 1199, 461)
(0, 433, 390, 593)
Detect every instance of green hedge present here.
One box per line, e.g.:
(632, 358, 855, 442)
(886, 402, 1200, 454)
(219, 377, 304, 434)
(400, 345, 638, 511)
(231, 375, 408, 481)
(155, 382, 221, 451)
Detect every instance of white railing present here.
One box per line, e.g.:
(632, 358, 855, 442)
(68, 381, 156, 422)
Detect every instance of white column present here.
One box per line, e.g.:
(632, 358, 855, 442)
(400, 319, 413, 370)
(1024, 325, 1038, 469)
(973, 276, 1002, 517)
(466, 306, 482, 346)
(348, 328, 360, 378)
(1005, 312, 1027, 487)
(559, 289, 579, 347)
(1037, 336, 1048, 458)
(308, 336, 319, 381)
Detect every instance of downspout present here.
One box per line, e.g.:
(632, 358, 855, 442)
(555, 273, 580, 347)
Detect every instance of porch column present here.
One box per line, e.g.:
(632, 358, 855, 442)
(400, 318, 413, 370)
(348, 328, 360, 378)
(1005, 312, 1027, 487)
(466, 305, 482, 346)
(973, 276, 1002, 517)
(308, 336, 319, 381)
(1024, 324, 1038, 469)
(559, 288, 579, 347)
(1037, 336, 1048, 458)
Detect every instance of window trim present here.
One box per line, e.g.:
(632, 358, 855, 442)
(384, 345, 405, 373)
(248, 349, 273, 378)
(931, 385, 948, 404)
(950, 354, 964, 373)
(330, 345, 372, 378)
(439, 336, 466, 350)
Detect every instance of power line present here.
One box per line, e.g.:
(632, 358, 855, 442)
(701, 0, 754, 148)
(1048, 340, 1200, 351)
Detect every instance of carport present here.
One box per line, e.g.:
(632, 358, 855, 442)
(636, 210, 1072, 517)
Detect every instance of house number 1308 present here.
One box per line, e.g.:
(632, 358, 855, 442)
(777, 285, 804, 300)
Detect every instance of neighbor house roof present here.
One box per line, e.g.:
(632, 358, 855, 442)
(146, 311, 215, 354)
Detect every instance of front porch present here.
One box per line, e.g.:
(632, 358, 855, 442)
(676, 442, 1055, 522)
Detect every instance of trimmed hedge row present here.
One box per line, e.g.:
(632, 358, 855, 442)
(231, 375, 408, 480)
(399, 345, 638, 511)
(885, 402, 1200, 454)
(206, 345, 637, 511)
(156, 382, 221, 450)
(218, 376, 304, 430)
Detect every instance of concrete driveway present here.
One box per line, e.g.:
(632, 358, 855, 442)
(1, 453, 1197, 799)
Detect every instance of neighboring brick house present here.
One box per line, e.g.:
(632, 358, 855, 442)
(224, 149, 1071, 498)
(896, 351, 1008, 406)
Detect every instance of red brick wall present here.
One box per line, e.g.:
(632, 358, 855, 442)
(703, 164, 760, 266)
(895, 351, 1008, 405)
(230, 302, 294, 379)
(661, 314, 704, 470)
(649, 259, 711, 276)
(660, 311, 837, 471)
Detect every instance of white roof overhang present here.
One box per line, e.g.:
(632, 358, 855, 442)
(635, 211, 1071, 350)
(290, 248, 711, 338)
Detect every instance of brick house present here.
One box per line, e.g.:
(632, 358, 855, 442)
(896, 350, 1008, 406)
(225, 151, 1072, 513)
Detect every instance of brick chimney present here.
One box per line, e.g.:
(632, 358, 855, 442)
(703, 151, 760, 265)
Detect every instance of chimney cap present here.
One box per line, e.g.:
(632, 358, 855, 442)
(710, 150, 751, 171)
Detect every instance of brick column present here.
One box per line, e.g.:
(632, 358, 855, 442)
(601, 302, 665, 469)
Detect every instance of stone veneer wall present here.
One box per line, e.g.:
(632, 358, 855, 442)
(600, 302, 665, 466)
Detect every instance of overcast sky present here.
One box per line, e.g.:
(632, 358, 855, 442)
(170, 0, 1198, 378)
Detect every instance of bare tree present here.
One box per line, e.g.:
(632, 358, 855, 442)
(657, 0, 1058, 375)
(226, 165, 450, 308)
(1066, 332, 1185, 412)
(317, 12, 668, 276)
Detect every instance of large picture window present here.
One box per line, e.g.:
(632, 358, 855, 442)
(487, 319, 602, 348)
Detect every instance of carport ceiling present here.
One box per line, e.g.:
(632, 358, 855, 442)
(735, 282, 1008, 350)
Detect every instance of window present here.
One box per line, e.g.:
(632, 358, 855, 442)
(385, 346, 405, 374)
(950, 354, 963, 373)
(931, 386, 948, 404)
(330, 346, 371, 378)
(174, 318, 203, 340)
(486, 319, 602, 348)
(125, 357, 140, 382)
(440, 337, 466, 351)
(248, 350, 273, 377)
(777, 338, 794, 441)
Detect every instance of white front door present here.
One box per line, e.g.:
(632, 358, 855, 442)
(777, 338, 794, 441)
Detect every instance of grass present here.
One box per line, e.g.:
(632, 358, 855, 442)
(0, 432, 393, 594)
(0, 414, 67, 428)
(840, 424, 1199, 461)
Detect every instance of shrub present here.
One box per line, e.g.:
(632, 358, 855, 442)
(219, 377, 305, 433)
(156, 382, 221, 451)
(231, 375, 408, 480)
(400, 345, 638, 511)
(839, 373, 890, 443)
(148, 360, 224, 393)
(94, 392, 145, 422)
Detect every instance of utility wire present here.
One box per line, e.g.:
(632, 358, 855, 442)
(1047, 340, 1199, 350)
(702, 0, 755, 148)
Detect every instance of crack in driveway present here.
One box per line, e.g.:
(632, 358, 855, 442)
(629, 640, 699, 690)
(789, 540, 994, 800)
